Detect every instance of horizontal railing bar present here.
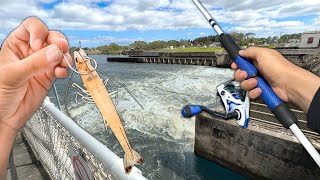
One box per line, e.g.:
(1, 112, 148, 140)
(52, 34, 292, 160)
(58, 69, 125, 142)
(42, 97, 146, 180)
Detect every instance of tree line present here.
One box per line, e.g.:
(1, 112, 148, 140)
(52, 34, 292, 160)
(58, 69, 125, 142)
(80, 32, 302, 54)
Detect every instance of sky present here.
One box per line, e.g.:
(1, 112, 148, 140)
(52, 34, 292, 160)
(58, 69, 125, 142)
(0, 0, 320, 47)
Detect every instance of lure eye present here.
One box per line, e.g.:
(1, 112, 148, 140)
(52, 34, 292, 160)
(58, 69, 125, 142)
(75, 58, 78, 62)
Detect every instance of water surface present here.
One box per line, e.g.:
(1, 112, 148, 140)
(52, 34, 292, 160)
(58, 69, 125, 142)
(49, 54, 247, 180)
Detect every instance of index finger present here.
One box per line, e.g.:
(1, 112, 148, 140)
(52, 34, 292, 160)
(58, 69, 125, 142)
(231, 62, 238, 70)
(46, 31, 72, 69)
(238, 47, 263, 61)
(12, 16, 49, 51)
(46, 31, 69, 53)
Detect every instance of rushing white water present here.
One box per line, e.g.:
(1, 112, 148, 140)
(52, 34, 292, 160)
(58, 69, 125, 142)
(52, 55, 245, 180)
(118, 67, 233, 141)
(69, 65, 233, 141)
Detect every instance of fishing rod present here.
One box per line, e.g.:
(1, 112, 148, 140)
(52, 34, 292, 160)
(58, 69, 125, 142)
(192, 0, 320, 167)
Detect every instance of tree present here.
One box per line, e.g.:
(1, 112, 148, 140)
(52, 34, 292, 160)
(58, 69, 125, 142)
(278, 33, 301, 43)
(129, 41, 147, 50)
(272, 36, 279, 43)
(266, 36, 272, 44)
(245, 32, 256, 39)
(179, 39, 191, 47)
(85, 32, 303, 54)
(167, 40, 180, 47)
(230, 32, 245, 46)
(95, 43, 124, 54)
(191, 35, 220, 46)
(108, 43, 122, 53)
(147, 40, 167, 50)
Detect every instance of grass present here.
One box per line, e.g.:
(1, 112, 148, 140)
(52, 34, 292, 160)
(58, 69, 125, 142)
(160, 47, 225, 53)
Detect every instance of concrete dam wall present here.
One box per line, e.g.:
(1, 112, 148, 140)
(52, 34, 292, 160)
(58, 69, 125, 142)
(195, 98, 320, 179)
(107, 49, 320, 69)
(107, 51, 233, 67)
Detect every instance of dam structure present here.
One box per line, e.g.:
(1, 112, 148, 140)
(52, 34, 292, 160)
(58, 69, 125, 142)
(108, 51, 233, 67)
(107, 48, 320, 74)
(195, 98, 320, 179)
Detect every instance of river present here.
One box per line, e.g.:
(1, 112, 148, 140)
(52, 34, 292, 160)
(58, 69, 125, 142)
(49, 54, 247, 180)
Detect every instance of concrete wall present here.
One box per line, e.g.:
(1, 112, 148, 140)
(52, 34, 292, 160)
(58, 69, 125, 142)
(107, 52, 232, 67)
(158, 52, 224, 58)
(109, 50, 310, 68)
(127, 51, 227, 58)
(194, 113, 320, 179)
(107, 57, 143, 63)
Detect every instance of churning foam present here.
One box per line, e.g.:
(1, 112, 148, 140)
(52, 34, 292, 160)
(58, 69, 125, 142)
(69, 66, 234, 143)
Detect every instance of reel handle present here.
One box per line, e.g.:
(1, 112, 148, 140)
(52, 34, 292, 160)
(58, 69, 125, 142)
(181, 105, 202, 118)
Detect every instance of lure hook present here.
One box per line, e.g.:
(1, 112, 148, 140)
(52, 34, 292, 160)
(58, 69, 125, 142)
(63, 52, 98, 75)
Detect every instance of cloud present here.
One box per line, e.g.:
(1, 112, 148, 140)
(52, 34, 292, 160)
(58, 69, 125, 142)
(56, 0, 320, 32)
(0, 34, 6, 45)
(66, 33, 144, 47)
(314, 16, 320, 26)
(86, 35, 142, 46)
(1, 0, 320, 46)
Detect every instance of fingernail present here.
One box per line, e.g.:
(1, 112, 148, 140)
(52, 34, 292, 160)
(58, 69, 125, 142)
(255, 89, 262, 95)
(32, 38, 43, 51)
(57, 37, 68, 52)
(241, 72, 247, 79)
(46, 44, 62, 63)
(58, 37, 65, 45)
(248, 79, 256, 86)
(65, 67, 69, 74)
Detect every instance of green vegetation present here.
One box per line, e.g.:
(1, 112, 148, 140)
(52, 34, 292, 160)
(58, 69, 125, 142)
(78, 32, 301, 54)
(230, 32, 301, 46)
(161, 47, 224, 53)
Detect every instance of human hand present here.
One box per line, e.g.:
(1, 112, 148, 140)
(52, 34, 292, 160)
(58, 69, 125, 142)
(231, 47, 297, 102)
(231, 46, 320, 113)
(0, 17, 72, 135)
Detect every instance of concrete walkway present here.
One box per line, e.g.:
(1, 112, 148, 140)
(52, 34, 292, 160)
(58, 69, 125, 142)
(6, 132, 50, 180)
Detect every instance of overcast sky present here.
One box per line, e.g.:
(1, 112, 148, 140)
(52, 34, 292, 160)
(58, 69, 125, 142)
(1, 0, 320, 47)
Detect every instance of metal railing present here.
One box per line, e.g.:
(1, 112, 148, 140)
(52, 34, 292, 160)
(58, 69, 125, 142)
(22, 97, 147, 180)
(277, 48, 317, 55)
(301, 48, 320, 75)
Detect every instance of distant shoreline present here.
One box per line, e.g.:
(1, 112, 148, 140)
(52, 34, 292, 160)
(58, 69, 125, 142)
(86, 47, 226, 55)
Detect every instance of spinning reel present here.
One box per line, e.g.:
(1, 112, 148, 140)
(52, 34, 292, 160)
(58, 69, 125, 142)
(182, 80, 250, 128)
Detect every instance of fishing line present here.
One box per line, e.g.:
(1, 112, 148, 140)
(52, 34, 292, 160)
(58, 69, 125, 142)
(96, 68, 144, 110)
(61, 0, 97, 75)
(63, 70, 76, 116)
(64, 52, 98, 75)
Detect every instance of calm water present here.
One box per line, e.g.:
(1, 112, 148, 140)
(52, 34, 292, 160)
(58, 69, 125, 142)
(49, 54, 247, 180)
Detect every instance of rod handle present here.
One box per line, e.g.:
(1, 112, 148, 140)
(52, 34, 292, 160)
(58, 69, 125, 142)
(220, 34, 296, 128)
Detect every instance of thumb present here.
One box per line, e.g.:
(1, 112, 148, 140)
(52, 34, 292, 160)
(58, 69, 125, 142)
(10, 44, 63, 82)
